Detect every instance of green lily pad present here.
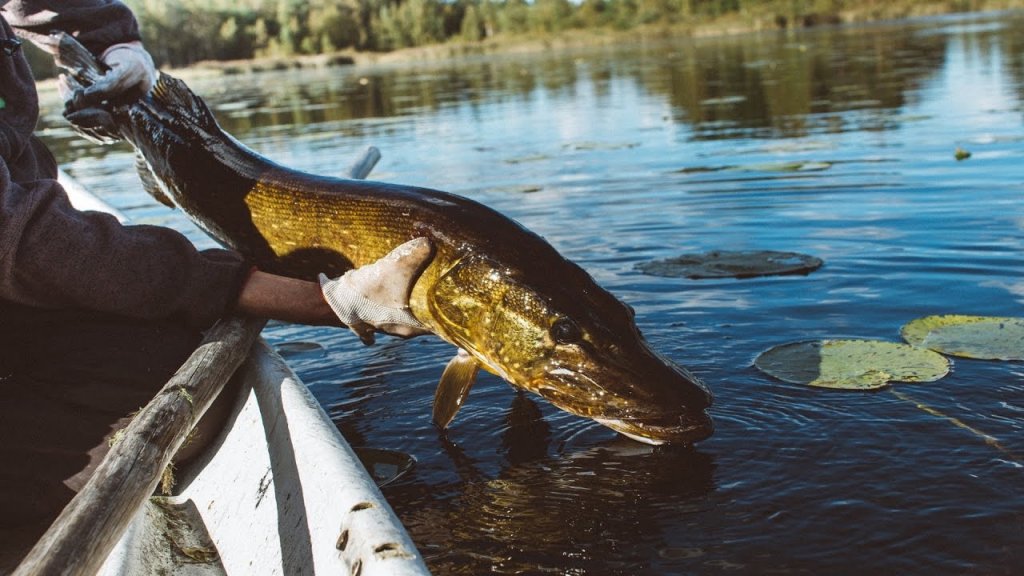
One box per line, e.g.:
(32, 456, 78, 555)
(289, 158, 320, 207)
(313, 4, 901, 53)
(636, 250, 823, 279)
(675, 161, 833, 174)
(901, 315, 1024, 360)
(275, 341, 326, 359)
(754, 339, 950, 390)
(353, 448, 416, 487)
(740, 161, 833, 172)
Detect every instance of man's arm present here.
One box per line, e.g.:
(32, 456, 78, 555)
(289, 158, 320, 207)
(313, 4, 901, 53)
(1, 0, 140, 56)
(5, 1, 157, 110)
(1, 163, 431, 338)
(237, 237, 433, 343)
(0, 164, 251, 329)
(236, 271, 338, 326)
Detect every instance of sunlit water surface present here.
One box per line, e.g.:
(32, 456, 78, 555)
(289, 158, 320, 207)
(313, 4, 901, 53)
(40, 11, 1024, 575)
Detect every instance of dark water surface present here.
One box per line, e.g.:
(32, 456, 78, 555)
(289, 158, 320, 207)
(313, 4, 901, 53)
(41, 11, 1024, 574)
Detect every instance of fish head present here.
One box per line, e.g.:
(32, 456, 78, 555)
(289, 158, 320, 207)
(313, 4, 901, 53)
(431, 252, 714, 446)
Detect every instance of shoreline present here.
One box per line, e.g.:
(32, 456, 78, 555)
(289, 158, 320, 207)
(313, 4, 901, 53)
(169, 4, 1021, 79)
(36, 4, 1021, 91)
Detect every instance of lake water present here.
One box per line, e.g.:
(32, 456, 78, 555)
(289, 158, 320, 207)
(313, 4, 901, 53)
(40, 11, 1024, 575)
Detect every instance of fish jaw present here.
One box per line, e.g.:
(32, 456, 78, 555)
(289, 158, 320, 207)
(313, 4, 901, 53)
(594, 411, 714, 446)
(523, 339, 715, 446)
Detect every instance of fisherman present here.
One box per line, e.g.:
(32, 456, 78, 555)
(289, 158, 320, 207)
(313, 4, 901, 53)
(0, 1, 431, 569)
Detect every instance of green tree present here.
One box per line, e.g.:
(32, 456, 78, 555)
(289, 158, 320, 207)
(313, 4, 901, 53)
(576, 0, 612, 28)
(462, 3, 484, 41)
(276, 0, 310, 54)
(528, 0, 574, 33)
(498, 0, 531, 35)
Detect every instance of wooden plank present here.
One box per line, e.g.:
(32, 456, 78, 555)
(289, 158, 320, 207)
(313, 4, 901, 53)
(16, 147, 382, 576)
(13, 316, 266, 576)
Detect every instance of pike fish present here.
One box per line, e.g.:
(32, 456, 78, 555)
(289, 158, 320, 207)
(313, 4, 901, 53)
(57, 34, 713, 445)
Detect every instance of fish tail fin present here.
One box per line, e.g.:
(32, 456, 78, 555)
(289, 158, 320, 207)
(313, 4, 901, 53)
(149, 74, 220, 132)
(54, 30, 218, 134)
(53, 32, 106, 86)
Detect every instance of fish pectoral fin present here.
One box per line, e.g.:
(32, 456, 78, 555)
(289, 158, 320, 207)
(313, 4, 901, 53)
(432, 349, 480, 430)
(134, 152, 175, 208)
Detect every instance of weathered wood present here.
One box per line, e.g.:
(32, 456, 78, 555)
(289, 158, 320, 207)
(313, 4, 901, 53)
(13, 316, 266, 576)
(16, 147, 383, 576)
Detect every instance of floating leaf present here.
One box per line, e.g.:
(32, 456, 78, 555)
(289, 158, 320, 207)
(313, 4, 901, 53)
(700, 95, 747, 106)
(901, 315, 1024, 360)
(563, 141, 639, 151)
(489, 184, 543, 194)
(505, 154, 550, 164)
(754, 339, 950, 390)
(275, 341, 326, 359)
(636, 250, 823, 279)
(954, 147, 971, 161)
(353, 448, 416, 487)
(740, 161, 833, 172)
(675, 161, 832, 174)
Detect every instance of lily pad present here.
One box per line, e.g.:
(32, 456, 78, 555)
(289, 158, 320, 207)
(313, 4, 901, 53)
(740, 161, 833, 172)
(275, 341, 327, 359)
(353, 448, 416, 487)
(754, 339, 950, 390)
(675, 161, 833, 174)
(901, 315, 1024, 360)
(636, 250, 823, 279)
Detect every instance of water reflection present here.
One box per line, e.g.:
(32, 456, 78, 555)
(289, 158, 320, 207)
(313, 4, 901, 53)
(501, 393, 550, 464)
(394, 436, 715, 575)
(41, 13, 1024, 163)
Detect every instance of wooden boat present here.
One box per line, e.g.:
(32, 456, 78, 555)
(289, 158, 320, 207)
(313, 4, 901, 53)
(13, 159, 430, 575)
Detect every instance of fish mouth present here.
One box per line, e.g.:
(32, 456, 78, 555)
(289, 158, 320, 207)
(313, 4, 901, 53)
(594, 411, 714, 446)
(533, 358, 715, 446)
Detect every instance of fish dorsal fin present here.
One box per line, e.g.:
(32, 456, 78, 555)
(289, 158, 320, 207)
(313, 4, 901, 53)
(149, 73, 219, 131)
(134, 152, 175, 208)
(432, 349, 480, 430)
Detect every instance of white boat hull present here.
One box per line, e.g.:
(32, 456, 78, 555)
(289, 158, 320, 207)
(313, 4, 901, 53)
(97, 341, 430, 576)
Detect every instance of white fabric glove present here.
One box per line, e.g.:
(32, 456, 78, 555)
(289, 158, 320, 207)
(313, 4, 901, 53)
(72, 41, 157, 109)
(320, 238, 434, 345)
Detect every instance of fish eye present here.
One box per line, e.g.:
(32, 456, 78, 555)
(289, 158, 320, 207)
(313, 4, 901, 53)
(550, 318, 583, 344)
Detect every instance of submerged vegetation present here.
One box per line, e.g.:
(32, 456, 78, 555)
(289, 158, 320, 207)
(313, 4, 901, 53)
(118, 1, 1024, 68)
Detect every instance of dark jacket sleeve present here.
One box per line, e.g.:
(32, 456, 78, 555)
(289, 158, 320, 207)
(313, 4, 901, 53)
(0, 158, 250, 328)
(1, 0, 141, 55)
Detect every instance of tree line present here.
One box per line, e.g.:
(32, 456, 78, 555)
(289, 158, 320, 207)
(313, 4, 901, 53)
(122, 0, 723, 67)
(114, 0, 1006, 69)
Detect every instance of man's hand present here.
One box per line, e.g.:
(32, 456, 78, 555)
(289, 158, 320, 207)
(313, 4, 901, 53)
(321, 238, 434, 345)
(67, 42, 157, 110)
(59, 41, 158, 143)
